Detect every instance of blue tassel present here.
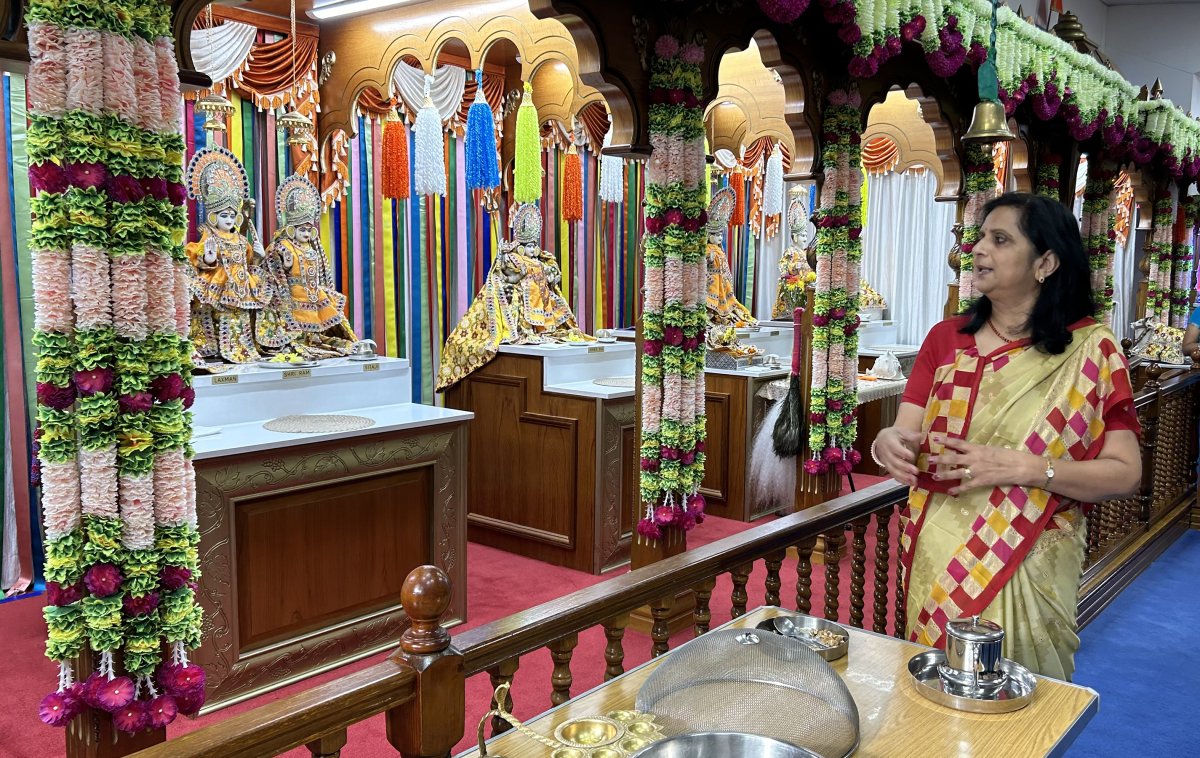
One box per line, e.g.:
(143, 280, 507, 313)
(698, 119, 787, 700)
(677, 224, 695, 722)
(465, 69, 500, 190)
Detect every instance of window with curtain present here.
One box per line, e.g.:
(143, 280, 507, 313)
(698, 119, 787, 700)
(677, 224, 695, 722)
(861, 169, 956, 345)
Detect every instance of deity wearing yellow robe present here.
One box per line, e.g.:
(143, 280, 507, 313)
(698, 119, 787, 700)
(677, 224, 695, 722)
(706, 186, 757, 329)
(773, 185, 816, 319)
(185, 146, 272, 364)
(262, 174, 356, 358)
(436, 204, 592, 391)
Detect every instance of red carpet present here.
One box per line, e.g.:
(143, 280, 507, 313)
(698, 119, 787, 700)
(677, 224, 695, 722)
(0, 478, 895, 758)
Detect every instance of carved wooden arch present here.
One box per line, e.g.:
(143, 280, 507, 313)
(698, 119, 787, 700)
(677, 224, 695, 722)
(528, 0, 645, 157)
(706, 29, 816, 180)
(861, 80, 962, 200)
(703, 37, 797, 163)
(861, 123, 944, 188)
(527, 55, 606, 130)
(705, 99, 752, 156)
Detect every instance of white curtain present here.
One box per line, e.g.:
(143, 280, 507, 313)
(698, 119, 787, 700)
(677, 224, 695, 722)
(754, 206, 787, 320)
(862, 170, 956, 345)
(190, 22, 257, 86)
(1112, 208, 1139, 343)
(392, 61, 467, 124)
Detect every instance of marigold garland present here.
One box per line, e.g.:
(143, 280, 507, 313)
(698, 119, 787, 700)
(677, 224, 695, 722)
(637, 36, 709, 541)
(805, 90, 864, 475)
(562, 146, 584, 222)
(29, 0, 202, 732)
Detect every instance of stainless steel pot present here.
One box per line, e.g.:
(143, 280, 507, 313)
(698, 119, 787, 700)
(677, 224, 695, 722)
(630, 733, 822, 758)
(939, 615, 1006, 694)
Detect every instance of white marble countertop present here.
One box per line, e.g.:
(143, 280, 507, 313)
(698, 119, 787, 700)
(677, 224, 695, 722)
(859, 344, 920, 356)
(191, 402, 472, 460)
(192, 356, 409, 388)
(545, 380, 636, 400)
(705, 365, 791, 379)
(497, 342, 634, 357)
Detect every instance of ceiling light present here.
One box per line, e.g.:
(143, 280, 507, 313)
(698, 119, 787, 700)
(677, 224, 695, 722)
(309, 0, 421, 20)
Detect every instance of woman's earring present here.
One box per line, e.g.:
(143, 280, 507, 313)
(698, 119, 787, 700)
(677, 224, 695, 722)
(1038, 275, 1045, 284)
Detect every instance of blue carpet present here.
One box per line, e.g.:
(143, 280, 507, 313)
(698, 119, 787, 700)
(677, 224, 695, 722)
(1067, 530, 1200, 756)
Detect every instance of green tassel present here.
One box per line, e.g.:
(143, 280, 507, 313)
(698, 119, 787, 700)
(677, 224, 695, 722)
(513, 82, 542, 203)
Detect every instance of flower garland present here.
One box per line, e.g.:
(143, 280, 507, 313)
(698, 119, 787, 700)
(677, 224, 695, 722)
(637, 36, 709, 540)
(1145, 189, 1175, 324)
(1081, 162, 1118, 322)
(805, 90, 863, 475)
(803, 0, 1200, 180)
(957, 143, 999, 312)
(1035, 152, 1062, 199)
(1170, 197, 1199, 327)
(29, 0, 203, 732)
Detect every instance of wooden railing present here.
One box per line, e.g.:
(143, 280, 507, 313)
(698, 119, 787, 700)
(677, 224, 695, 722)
(114, 364, 1198, 758)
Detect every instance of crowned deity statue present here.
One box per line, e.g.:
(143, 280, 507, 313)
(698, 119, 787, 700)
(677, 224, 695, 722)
(185, 146, 272, 364)
(436, 203, 592, 391)
(705, 186, 757, 330)
(261, 174, 357, 358)
(773, 185, 817, 319)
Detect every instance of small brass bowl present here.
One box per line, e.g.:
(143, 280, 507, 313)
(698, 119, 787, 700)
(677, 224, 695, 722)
(626, 720, 658, 737)
(554, 716, 624, 748)
(550, 749, 587, 758)
(606, 710, 641, 723)
(620, 736, 650, 753)
(591, 749, 623, 758)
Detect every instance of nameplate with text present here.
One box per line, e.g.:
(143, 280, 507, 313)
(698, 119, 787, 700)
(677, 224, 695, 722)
(212, 375, 239, 385)
(588, 346, 605, 354)
(282, 368, 312, 379)
(362, 362, 380, 372)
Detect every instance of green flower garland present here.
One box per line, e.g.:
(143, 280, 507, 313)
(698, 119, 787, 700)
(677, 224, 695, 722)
(957, 143, 998, 312)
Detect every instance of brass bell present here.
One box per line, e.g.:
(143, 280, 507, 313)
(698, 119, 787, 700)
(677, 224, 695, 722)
(195, 92, 235, 133)
(962, 100, 1015, 143)
(278, 107, 314, 146)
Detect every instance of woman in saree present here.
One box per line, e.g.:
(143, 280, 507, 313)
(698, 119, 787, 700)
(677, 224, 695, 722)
(872, 193, 1141, 681)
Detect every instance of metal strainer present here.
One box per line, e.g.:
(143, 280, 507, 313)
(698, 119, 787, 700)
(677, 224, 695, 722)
(634, 629, 859, 758)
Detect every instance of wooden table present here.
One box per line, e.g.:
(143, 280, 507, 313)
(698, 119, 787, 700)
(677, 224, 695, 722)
(467, 607, 1098, 757)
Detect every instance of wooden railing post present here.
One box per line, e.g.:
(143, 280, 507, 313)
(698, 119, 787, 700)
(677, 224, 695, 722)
(386, 566, 464, 758)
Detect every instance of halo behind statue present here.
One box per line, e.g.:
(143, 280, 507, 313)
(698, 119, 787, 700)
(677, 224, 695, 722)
(276, 174, 322, 228)
(708, 186, 736, 232)
(513, 203, 543, 245)
(788, 186, 813, 247)
(186, 145, 250, 217)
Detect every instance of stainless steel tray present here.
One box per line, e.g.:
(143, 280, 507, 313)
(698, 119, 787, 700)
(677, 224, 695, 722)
(756, 614, 849, 662)
(630, 732, 820, 758)
(907, 650, 1036, 713)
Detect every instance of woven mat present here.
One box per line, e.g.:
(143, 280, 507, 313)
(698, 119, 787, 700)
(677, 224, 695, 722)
(593, 376, 636, 388)
(263, 414, 376, 434)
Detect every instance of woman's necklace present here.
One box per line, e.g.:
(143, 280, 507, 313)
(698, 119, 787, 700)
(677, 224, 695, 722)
(987, 318, 1023, 343)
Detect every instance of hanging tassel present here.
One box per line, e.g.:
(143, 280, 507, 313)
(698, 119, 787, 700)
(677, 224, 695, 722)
(598, 127, 624, 205)
(464, 69, 500, 191)
(772, 307, 807, 457)
(382, 108, 410, 199)
(764, 145, 784, 218)
(563, 143, 583, 222)
(513, 81, 541, 203)
(730, 170, 745, 227)
(413, 74, 446, 197)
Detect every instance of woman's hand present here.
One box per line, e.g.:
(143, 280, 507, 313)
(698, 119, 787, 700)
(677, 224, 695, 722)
(874, 426, 922, 487)
(928, 436, 1039, 496)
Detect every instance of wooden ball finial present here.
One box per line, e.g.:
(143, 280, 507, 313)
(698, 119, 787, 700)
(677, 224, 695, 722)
(401, 565, 452, 655)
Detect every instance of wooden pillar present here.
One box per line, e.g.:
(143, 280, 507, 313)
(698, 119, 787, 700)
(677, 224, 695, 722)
(386, 566, 465, 758)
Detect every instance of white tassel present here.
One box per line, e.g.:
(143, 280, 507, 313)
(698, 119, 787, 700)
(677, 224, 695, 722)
(764, 146, 784, 218)
(413, 74, 446, 197)
(598, 129, 625, 205)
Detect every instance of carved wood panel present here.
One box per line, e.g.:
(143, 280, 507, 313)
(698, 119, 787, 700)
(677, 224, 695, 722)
(700, 372, 750, 521)
(192, 424, 468, 712)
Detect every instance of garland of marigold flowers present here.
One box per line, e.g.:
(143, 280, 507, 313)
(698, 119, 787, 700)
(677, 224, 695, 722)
(805, 90, 863, 475)
(957, 143, 999, 312)
(1145, 189, 1175, 324)
(1035, 152, 1062, 199)
(29, 0, 204, 732)
(637, 35, 709, 541)
(1170, 197, 1199, 327)
(1081, 162, 1118, 322)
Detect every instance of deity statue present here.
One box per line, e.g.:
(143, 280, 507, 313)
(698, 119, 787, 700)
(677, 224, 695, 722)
(773, 185, 817, 319)
(262, 174, 357, 358)
(436, 203, 592, 391)
(705, 186, 757, 329)
(185, 146, 272, 364)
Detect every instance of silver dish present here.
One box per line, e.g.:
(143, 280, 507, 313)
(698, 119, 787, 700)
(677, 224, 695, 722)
(908, 650, 1036, 713)
(756, 614, 850, 662)
(630, 732, 821, 758)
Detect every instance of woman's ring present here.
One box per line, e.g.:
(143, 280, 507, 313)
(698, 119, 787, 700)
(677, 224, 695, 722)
(963, 467, 973, 480)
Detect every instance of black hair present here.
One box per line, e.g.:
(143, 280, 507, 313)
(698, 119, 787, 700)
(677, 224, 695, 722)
(958, 192, 1095, 354)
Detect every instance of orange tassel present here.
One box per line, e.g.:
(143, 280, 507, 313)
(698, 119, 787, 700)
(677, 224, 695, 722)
(563, 147, 583, 222)
(382, 114, 410, 200)
(730, 171, 745, 227)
